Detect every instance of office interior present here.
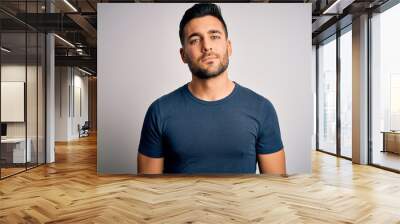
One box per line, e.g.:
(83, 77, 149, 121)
(0, 0, 97, 179)
(0, 0, 399, 222)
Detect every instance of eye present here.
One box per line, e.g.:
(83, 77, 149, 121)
(211, 35, 221, 40)
(189, 38, 200, 45)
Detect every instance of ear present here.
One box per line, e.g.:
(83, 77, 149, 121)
(180, 48, 187, 64)
(227, 39, 232, 57)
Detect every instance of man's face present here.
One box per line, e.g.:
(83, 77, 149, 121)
(180, 15, 232, 79)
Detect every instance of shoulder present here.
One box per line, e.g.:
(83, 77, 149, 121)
(158, 84, 186, 104)
(236, 83, 276, 112)
(147, 84, 186, 116)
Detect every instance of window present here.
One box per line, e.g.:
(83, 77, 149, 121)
(318, 36, 337, 155)
(370, 3, 400, 171)
(340, 28, 352, 158)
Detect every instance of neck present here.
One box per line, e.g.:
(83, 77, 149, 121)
(188, 71, 235, 101)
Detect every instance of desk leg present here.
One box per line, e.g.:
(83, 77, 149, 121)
(382, 133, 386, 153)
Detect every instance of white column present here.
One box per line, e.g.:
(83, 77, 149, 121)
(45, 0, 55, 163)
(46, 32, 55, 163)
(352, 14, 369, 164)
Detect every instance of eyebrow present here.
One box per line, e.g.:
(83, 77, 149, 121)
(187, 30, 222, 40)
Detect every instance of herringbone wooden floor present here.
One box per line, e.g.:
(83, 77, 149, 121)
(1, 134, 400, 223)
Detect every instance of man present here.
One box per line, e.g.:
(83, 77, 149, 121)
(137, 3, 286, 174)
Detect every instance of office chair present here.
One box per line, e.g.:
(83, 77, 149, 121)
(79, 121, 90, 138)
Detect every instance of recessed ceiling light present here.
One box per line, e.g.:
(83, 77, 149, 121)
(1, 47, 11, 53)
(78, 67, 93, 76)
(323, 0, 343, 14)
(63, 0, 78, 12)
(322, 0, 356, 15)
(54, 34, 75, 48)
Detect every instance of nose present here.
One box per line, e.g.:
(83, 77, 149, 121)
(201, 38, 212, 53)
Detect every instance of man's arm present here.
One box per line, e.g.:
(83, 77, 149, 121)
(137, 153, 164, 174)
(257, 148, 286, 175)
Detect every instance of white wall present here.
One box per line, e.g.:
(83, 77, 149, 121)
(72, 72, 89, 138)
(55, 67, 70, 141)
(98, 3, 313, 174)
(55, 67, 89, 141)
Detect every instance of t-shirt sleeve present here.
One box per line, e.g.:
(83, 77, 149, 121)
(256, 100, 284, 154)
(138, 100, 164, 158)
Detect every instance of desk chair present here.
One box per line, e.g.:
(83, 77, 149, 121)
(78, 121, 90, 138)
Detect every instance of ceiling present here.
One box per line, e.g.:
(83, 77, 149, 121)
(0, 0, 392, 75)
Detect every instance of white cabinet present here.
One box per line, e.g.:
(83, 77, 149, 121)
(1, 138, 32, 163)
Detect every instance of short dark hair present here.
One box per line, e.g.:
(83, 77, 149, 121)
(179, 3, 228, 46)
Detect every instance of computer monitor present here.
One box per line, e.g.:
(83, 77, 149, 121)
(1, 123, 7, 137)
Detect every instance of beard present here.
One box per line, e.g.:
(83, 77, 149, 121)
(187, 51, 229, 80)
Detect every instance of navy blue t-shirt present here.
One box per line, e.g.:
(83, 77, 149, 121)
(138, 82, 283, 174)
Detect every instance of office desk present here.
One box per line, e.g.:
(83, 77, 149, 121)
(381, 131, 400, 154)
(1, 138, 31, 164)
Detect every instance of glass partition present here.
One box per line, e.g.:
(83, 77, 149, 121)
(27, 31, 38, 169)
(0, 1, 46, 179)
(0, 31, 28, 177)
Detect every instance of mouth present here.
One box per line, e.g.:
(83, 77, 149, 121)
(201, 56, 218, 63)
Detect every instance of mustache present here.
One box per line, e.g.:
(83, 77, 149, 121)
(200, 53, 219, 61)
